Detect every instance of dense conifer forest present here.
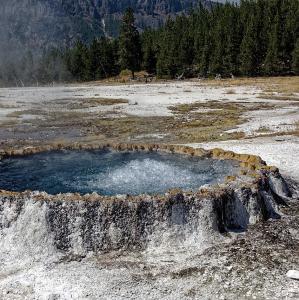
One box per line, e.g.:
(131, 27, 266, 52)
(1, 0, 298, 86)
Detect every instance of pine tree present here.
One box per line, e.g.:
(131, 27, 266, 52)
(263, 6, 281, 75)
(239, 15, 257, 76)
(69, 41, 91, 81)
(89, 39, 102, 80)
(254, 0, 268, 74)
(223, 5, 242, 76)
(210, 22, 225, 75)
(156, 19, 179, 78)
(194, 5, 211, 77)
(176, 15, 194, 71)
(143, 43, 156, 74)
(119, 8, 142, 79)
(142, 30, 157, 74)
(199, 37, 210, 77)
(292, 39, 299, 75)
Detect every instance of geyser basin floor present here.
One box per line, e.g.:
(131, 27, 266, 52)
(0, 150, 239, 195)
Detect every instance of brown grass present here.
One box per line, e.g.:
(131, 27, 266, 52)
(198, 76, 299, 94)
(0, 103, 17, 109)
(6, 109, 47, 119)
(43, 98, 128, 110)
(293, 122, 299, 137)
(6, 111, 25, 118)
(257, 94, 299, 101)
(255, 126, 272, 133)
(82, 98, 128, 106)
(0, 119, 19, 126)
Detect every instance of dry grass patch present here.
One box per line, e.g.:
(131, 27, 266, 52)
(198, 77, 269, 88)
(85, 98, 128, 106)
(90, 112, 246, 143)
(166, 101, 248, 141)
(293, 122, 299, 137)
(0, 119, 19, 127)
(166, 100, 280, 142)
(198, 76, 299, 94)
(66, 98, 128, 110)
(6, 109, 47, 119)
(168, 100, 271, 114)
(0, 103, 17, 109)
(6, 111, 24, 118)
(255, 126, 273, 134)
(44, 98, 128, 110)
(262, 77, 299, 94)
(257, 93, 299, 101)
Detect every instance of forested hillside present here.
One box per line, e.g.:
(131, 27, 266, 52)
(0, 0, 209, 49)
(1, 0, 298, 86)
(0, 0, 215, 86)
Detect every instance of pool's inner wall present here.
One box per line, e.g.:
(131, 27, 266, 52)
(0, 173, 290, 254)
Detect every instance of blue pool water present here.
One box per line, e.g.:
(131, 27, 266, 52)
(0, 150, 239, 195)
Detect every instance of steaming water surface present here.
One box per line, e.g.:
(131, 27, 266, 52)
(0, 150, 239, 195)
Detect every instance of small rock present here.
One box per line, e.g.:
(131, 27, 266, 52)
(274, 137, 286, 142)
(286, 270, 299, 280)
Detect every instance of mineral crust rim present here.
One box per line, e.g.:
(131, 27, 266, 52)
(0, 143, 285, 201)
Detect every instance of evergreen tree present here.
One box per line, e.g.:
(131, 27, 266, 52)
(119, 8, 142, 78)
(239, 15, 258, 76)
(68, 41, 91, 81)
(89, 39, 102, 80)
(263, 5, 281, 75)
(210, 22, 225, 75)
(292, 39, 299, 75)
(142, 30, 157, 74)
(253, 0, 268, 74)
(222, 5, 242, 75)
(199, 37, 210, 76)
(143, 43, 156, 74)
(156, 19, 179, 78)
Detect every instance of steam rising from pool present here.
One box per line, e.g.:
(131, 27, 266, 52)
(0, 150, 239, 195)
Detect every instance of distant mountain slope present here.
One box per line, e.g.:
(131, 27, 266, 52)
(0, 0, 216, 52)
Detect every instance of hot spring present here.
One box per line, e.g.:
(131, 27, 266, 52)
(0, 144, 292, 286)
(0, 149, 240, 195)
